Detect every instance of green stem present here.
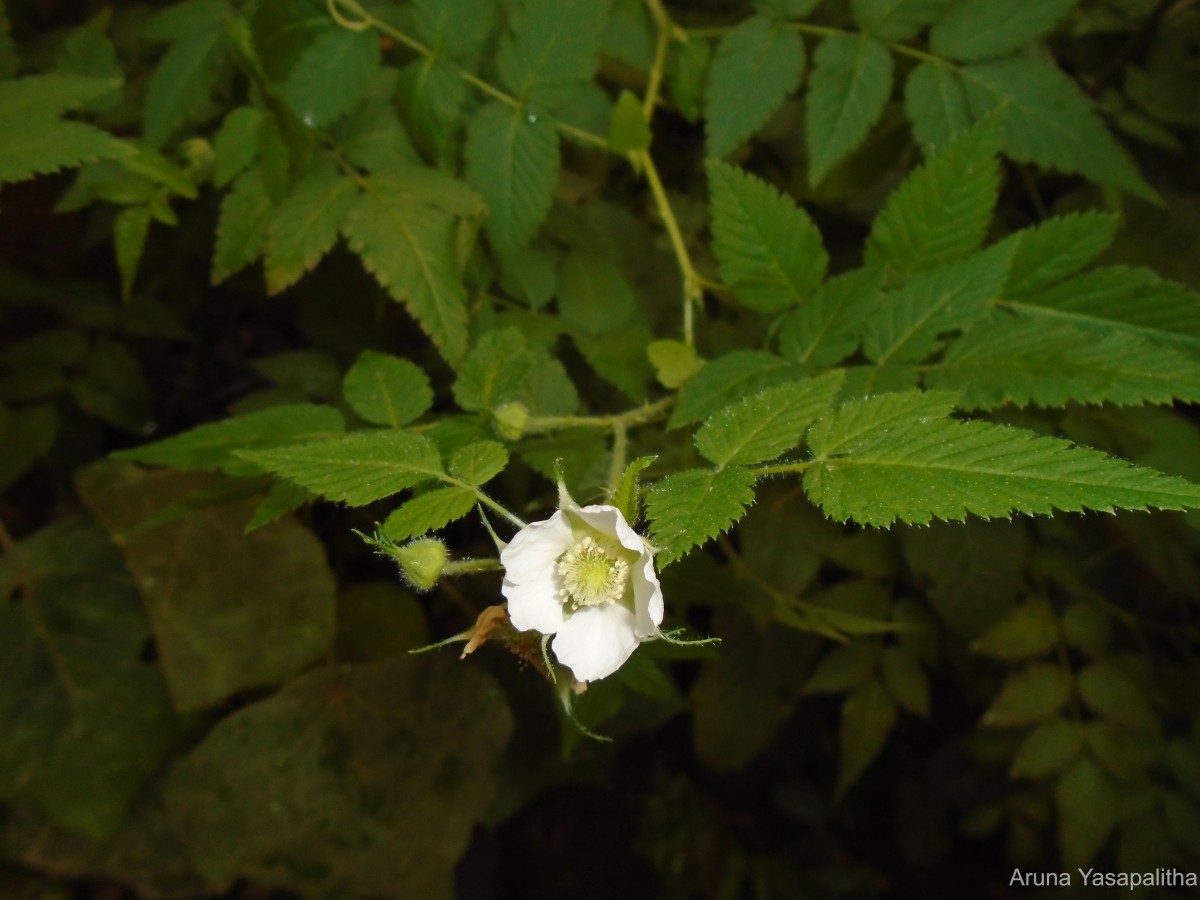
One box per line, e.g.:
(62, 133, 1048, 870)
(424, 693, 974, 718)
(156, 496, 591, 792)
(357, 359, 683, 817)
(443, 558, 504, 576)
(642, 0, 676, 118)
(752, 460, 814, 477)
(608, 421, 629, 498)
(524, 396, 675, 436)
(638, 149, 703, 346)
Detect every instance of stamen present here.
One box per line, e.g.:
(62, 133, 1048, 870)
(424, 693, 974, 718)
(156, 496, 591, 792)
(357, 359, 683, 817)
(557, 536, 629, 608)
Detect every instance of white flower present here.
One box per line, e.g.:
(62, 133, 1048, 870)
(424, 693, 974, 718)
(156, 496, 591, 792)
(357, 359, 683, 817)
(500, 500, 663, 683)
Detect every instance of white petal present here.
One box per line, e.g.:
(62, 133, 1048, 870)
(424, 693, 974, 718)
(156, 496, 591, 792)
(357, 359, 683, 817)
(502, 574, 564, 634)
(499, 511, 573, 584)
(631, 550, 664, 638)
(552, 603, 640, 682)
(573, 504, 647, 555)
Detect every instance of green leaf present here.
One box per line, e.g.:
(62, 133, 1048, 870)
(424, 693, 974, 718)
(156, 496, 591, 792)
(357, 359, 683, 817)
(836, 677, 897, 797)
(397, 56, 467, 163)
(410, 0, 495, 59)
(0, 522, 180, 839)
(997, 212, 1118, 299)
(264, 168, 358, 294)
(608, 89, 651, 153)
(465, 101, 559, 260)
(778, 268, 883, 367)
(646, 466, 757, 565)
(982, 663, 1073, 727)
(931, 0, 1078, 62)
(114, 206, 152, 301)
(862, 245, 1012, 364)
(573, 323, 654, 400)
(453, 328, 531, 412)
(927, 318, 1200, 410)
(496, 0, 609, 111)
(806, 34, 893, 185)
(1061, 602, 1111, 659)
(0, 1, 18, 78)
(342, 351, 433, 427)
(556, 251, 636, 334)
(143, 29, 226, 147)
(1004, 266, 1200, 350)
(695, 371, 845, 467)
(143, 0, 230, 42)
(971, 599, 1058, 660)
(1010, 718, 1083, 779)
(647, 340, 702, 389)
(0, 76, 133, 184)
(69, 340, 152, 433)
(803, 390, 1200, 526)
(670, 350, 811, 428)
(864, 116, 1000, 278)
(212, 168, 273, 284)
(904, 61, 971, 153)
(1056, 757, 1116, 869)
(852, 0, 954, 41)
(1077, 662, 1157, 731)
(246, 479, 315, 532)
(382, 486, 478, 540)
(707, 160, 828, 312)
(238, 430, 444, 507)
(0, 406, 58, 492)
(283, 26, 379, 127)
(611, 455, 655, 524)
(449, 440, 508, 485)
(162, 656, 511, 899)
(706, 16, 805, 158)
(961, 57, 1155, 201)
(756, 0, 822, 15)
(881, 646, 930, 716)
(113, 403, 345, 476)
(805, 640, 880, 694)
(213, 105, 262, 188)
(666, 36, 710, 121)
(342, 177, 469, 361)
(77, 464, 338, 711)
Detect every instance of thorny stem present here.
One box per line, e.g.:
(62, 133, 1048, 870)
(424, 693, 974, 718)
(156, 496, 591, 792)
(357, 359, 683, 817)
(524, 396, 675, 435)
(752, 460, 815, 477)
(607, 421, 629, 498)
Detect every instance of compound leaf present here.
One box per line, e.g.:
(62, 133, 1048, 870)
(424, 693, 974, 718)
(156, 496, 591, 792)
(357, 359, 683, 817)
(806, 34, 892, 185)
(646, 467, 757, 565)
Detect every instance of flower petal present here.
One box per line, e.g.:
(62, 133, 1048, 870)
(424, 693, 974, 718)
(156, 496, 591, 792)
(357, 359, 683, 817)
(499, 511, 573, 584)
(631, 551, 664, 638)
(502, 573, 564, 634)
(572, 504, 647, 555)
(552, 603, 640, 682)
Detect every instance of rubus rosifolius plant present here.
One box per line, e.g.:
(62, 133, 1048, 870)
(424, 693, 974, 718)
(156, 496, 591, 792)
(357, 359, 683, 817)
(3, 0, 1200, 896)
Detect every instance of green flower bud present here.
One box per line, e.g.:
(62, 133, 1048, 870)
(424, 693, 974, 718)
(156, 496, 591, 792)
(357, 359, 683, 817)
(396, 538, 447, 592)
(492, 401, 529, 441)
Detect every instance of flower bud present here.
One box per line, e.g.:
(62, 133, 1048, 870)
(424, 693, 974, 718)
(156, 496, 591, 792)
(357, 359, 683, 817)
(396, 538, 447, 592)
(492, 401, 529, 441)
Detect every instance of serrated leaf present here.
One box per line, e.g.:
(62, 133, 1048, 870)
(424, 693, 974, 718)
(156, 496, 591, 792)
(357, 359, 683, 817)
(904, 61, 971, 153)
(996, 212, 1118, 299)
(931, 0, 1077, 62)
(971, 599, 1058, 660)
(142, 0, 230, 42)
(265, 168, 358, 293)
(1077, 662, 1157, 731)
(1056, 758, 1115, 869)
(449, 441, 508, 485)
(863, 245, 1012, 364)
(881, 646, 930, 716)
(342, 177, 469, 361)
(1003, 266, 1200, 350)
(865, 116, 1000, 278)
(213, 105, 262, 188)
(557, 251, 635, 334)
(982, 663, 1072, 727)
(574, 323, 653, 401)
(707, 161, 828, 312)
(283, 26, 379, 127)
(803, 390, 1200, 526)
(465, 101, 559, 260)
(852, 0, 954, 41)
(778, 268, 883, 367)
(410, 0, 494, 59)
(143, 29, 226, 147)
(453, 328, 531, 412)
(836, 677, 897, 797)
(112, 404, 346, 476)
(961, 57, 1155, 201)
(496, 0, 609, 111)
(927, 318, 1200, 410)
(646, 467, 757, 565)
(114, 206, 152, 301)
(611, 455, 655, 524)
(609, 89, 651, 153)
(695, 371, 845, 467)
(342, 351, 433, 427)
(0, 76, 133, 184)
(1011, 718, 1083, 779)
(397, 56, 467, 164)
(706, 16, 805, 158)
(670, 350, 811, 428)
(237, 430, 444, 506)
(383, 486, 478, 540)
(212, 168, 273, 284)
(246, 480, 314, 532)
(806, 34, 892, 185)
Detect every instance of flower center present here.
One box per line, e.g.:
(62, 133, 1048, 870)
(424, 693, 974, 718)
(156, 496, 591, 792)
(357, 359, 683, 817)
(557, 536, 629, 609)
